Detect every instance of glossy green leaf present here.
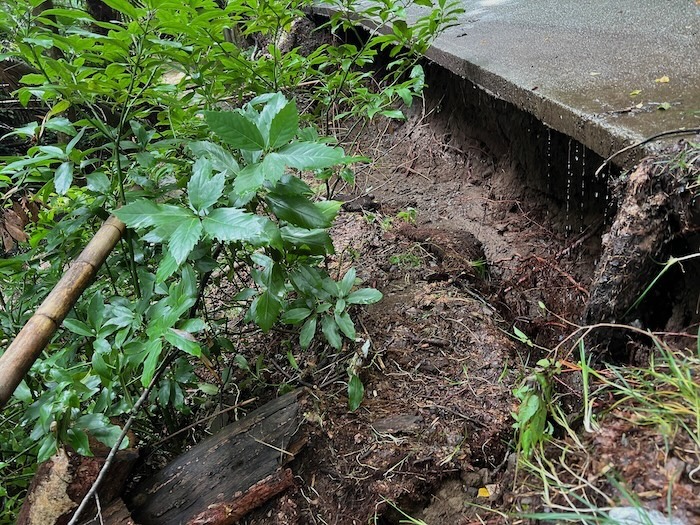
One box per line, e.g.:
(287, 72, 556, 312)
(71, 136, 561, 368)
(233, 163, 265, 196)
(251, 290, 281, 332)
(164, 328, 202, 357)
(37, 434, 58, 463)
(348, 374, 364, 411)
(321, 315, 342, 349)
(281, 307, 312, 325)
(67, 428, 91, 456)
(54, 161, 73, 195)
(156, 252, 179, 283)
(339, 268, 356, 296)
(299, 316, 317, 349)
(63, 318, 94, 337)
(86, 171, 110, 194)
(204, 110, 265, 151)
(276, 142, 345, 170)
(188, 157, 224, 212)
(280, 225, 334, 255)
(315, 200, 342, 225)
(188, 140, 239, 175)
(142, 338, 163, 387)
(334, 310, 356, 340)
(268, 99, 298, 149)
(346, 288, 383, 305)
(168, 217, 202, 265)
(266, 194, 329, 229)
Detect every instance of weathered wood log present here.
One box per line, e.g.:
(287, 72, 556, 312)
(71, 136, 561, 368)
(0, 215, 125, 407)
(80, 498, 139, 525)
(129, 390, 307, 525)
(16, 445, 138, 525)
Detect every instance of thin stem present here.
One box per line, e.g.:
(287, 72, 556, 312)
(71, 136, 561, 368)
(66, 351, 173, 525)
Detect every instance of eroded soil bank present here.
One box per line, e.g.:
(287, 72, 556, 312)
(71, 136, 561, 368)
(127, 63, 700, 524)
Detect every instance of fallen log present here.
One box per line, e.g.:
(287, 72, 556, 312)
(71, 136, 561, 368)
(16, 444, 138, 525)
(0, 215, 125, 407)
(129, 389, 307, 525)
(79, 498, 139, 525)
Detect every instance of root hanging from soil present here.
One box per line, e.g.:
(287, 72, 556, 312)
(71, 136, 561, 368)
(584, 139, 700, 358)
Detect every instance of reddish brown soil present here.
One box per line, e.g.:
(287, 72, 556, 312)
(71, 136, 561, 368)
(232, 99, 604, 524)
(136, 95, 699, 524)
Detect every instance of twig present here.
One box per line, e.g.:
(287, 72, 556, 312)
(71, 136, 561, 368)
(595, 127, 700, 177)
(67, 355, 172, 525)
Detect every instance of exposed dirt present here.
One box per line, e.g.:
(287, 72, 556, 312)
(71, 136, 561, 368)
(126, 64, 700, 525)
(230, 91, 609, 523)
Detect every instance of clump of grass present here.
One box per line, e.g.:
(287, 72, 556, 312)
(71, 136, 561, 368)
(512, 326, 699, 523)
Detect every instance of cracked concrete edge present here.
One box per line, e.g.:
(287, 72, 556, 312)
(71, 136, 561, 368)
(422, 44, 650, 168)
(312, 6, 677, 169)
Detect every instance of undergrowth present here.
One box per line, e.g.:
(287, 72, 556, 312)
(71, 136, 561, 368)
(0, 0, 462, 520)
(509, 322, 700, 523)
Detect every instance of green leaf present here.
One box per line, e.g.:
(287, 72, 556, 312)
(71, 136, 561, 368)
(380, 109, 405, 120)
(266, 193, 329, 229)
(346, 288, 383, 305)
(142, 338, 163, 387)
(281, 307, 312, 325)
(198, 382, 219, 395)
(164, 328, 202, 357)
(268, 100, 298, 149)
(67, 428, 91, 456)
(299, 316, 317, 349)
(321, 315, 343, 349)
(334, 310, 356, 340)
(86, 171, 111, 193)
(251, 290, 281, 332)
(315, 200, 342, 225)
(188, 157, 224, 212)
(204, 110, 266, 151)
(280, 226, 334, 255)
(276, 142, 345, 170)
(188, 140, 239, 175)
(63, 318, 94, 337)
(202, 207, 278, 246)
(168, 217, 202, 265)
(348, 374, 364, 411)
(37, 434, 57, 463)
(100, 0, 140, 19)
(233, 163, 265, 196)
(44, 117, 76, 136)
(156, 252, 179, 283)
(88, 293, 105, 329)
(256, 92, 288, 141)
(114, 199, 165, 228)
(54, 161, 73, 195)
(339, 268, 356, 296)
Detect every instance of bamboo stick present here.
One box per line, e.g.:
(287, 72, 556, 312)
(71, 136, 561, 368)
(0, 215, 126, 407)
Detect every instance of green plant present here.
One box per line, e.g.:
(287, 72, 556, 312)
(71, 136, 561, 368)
(395, 206, 417, 224)
(512, 357, 559, 457)
(280, 266, 382, 350)
(513, 322, 699, 523)
(389, 251, 422, 268)
(0, 0, 457, 516)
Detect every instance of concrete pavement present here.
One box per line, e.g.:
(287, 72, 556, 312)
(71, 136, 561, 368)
(328, 0, 700, 166)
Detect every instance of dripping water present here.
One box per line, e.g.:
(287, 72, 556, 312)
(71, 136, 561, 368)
(580, 147, 586, 232)
(546, 127, 552, 207)
(565, 138, 573, 235)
